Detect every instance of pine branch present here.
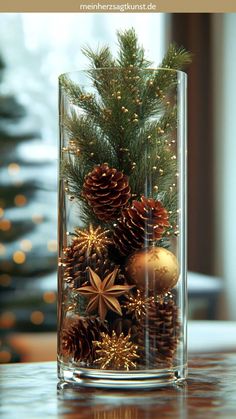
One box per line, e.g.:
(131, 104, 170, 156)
(60, 75, 123, 149)
(60, 155, 87, 198)
(60, 156, 105, 227)
(139, 44, 191, 118)
(59, 74, 84, 104)
(60, 75, 135, 171)
(82, 46, 116, 100)
(129, 143, 177, 199)
(60, 75, 103, 122)
(161, 43, 192, 70)
(128, 105, 177, 157)
(160, 187, 179, 235)
(157, 105, 177, 132)
(81, 45, 114, 69)
(126, 105, 177, 194)
(117, 28, 152, 68)
(63, 110, 117, 166)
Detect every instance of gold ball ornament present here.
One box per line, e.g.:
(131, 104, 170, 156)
(126, 247, 180, 295)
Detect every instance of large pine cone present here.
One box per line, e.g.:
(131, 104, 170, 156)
(82, 163, 131, 221)
(113, 196, 169, 256)
(138, 295, 180, 367)
(61, 316, 108, 364)
(61, 226, 115, 288)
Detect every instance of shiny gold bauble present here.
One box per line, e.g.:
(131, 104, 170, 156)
(126, 247, 179, 294)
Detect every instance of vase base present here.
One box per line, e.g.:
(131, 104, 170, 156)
(58, 361, 187, 389)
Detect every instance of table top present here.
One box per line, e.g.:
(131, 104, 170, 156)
(0, 353, 236, 419)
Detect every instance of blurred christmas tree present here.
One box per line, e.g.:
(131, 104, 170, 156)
(0, 56, 57, 362)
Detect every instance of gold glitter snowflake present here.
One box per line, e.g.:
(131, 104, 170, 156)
(73, 224, 112, 257)
(93, 331, 139, 370)
(123, 289, 153, 320)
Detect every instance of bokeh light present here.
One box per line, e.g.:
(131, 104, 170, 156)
(32, 214, 44, 224)
(47, 240, 57, 252)
(0, 219, 11, 231)
(13, 251, 26, 264)
(14, 194, 27, 207)
(8, 163, 20, 175)
(30, 311, 44, 325)
(0, 312, 16, 329)
(20, 239, 33, 252)
(43, 291, 56, 304)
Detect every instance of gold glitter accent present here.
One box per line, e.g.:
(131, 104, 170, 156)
(122, 289, 152, 320)
(93, 330, 139, 370)
(73, 225, 112, 257)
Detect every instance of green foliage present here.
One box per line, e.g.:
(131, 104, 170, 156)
(117, 28, 152, 68)
(81, 45, 114, 69)
(161, 43, 192, 70)
(60, 28, 191, 234)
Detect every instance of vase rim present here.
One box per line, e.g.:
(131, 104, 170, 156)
(58, 67, 187, 81)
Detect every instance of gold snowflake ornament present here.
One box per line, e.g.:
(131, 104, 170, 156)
(93, 330, 139, 370)
(123, 289, 153, 320)
(73, 224, 112, 257)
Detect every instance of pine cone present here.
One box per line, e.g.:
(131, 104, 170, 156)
(113, 196, 169, 256)
(138, 295, 180, 367)
(112, 317, 140, 342)
(62, 244, 115, 288)
(61, 225, 115, 288)
(82, 163, 131, 221)
(61, 316, 108, 364)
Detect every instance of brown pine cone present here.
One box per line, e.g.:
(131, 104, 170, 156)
(112, 317, 140, 342)
(82, 163, 131, 221)
(113, 196, 169, 256)
(61, 316, 108, 364)
(138, 295, 180, 367)
(61, 225, 115, 288)
(62, 245, 114, 288)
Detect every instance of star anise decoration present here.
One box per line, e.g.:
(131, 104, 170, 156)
(77, 267, 133, 320)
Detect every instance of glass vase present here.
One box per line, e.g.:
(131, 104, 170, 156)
(58, 68, 187, 389)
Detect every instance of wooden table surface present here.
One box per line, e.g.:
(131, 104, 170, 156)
(0, 354, 236, 419)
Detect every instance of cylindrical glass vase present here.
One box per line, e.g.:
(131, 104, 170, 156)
(58, 68, 187, 389)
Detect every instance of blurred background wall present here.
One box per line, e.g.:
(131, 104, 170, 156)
(0, 13, 235, 363)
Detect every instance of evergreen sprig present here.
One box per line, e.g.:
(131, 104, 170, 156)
(81, 45, 115, 69)
(63, 111, 116, 166)
(161, 43, 192, 70)
(60, 28, 191, 231)
(117, 28, 152, 68)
